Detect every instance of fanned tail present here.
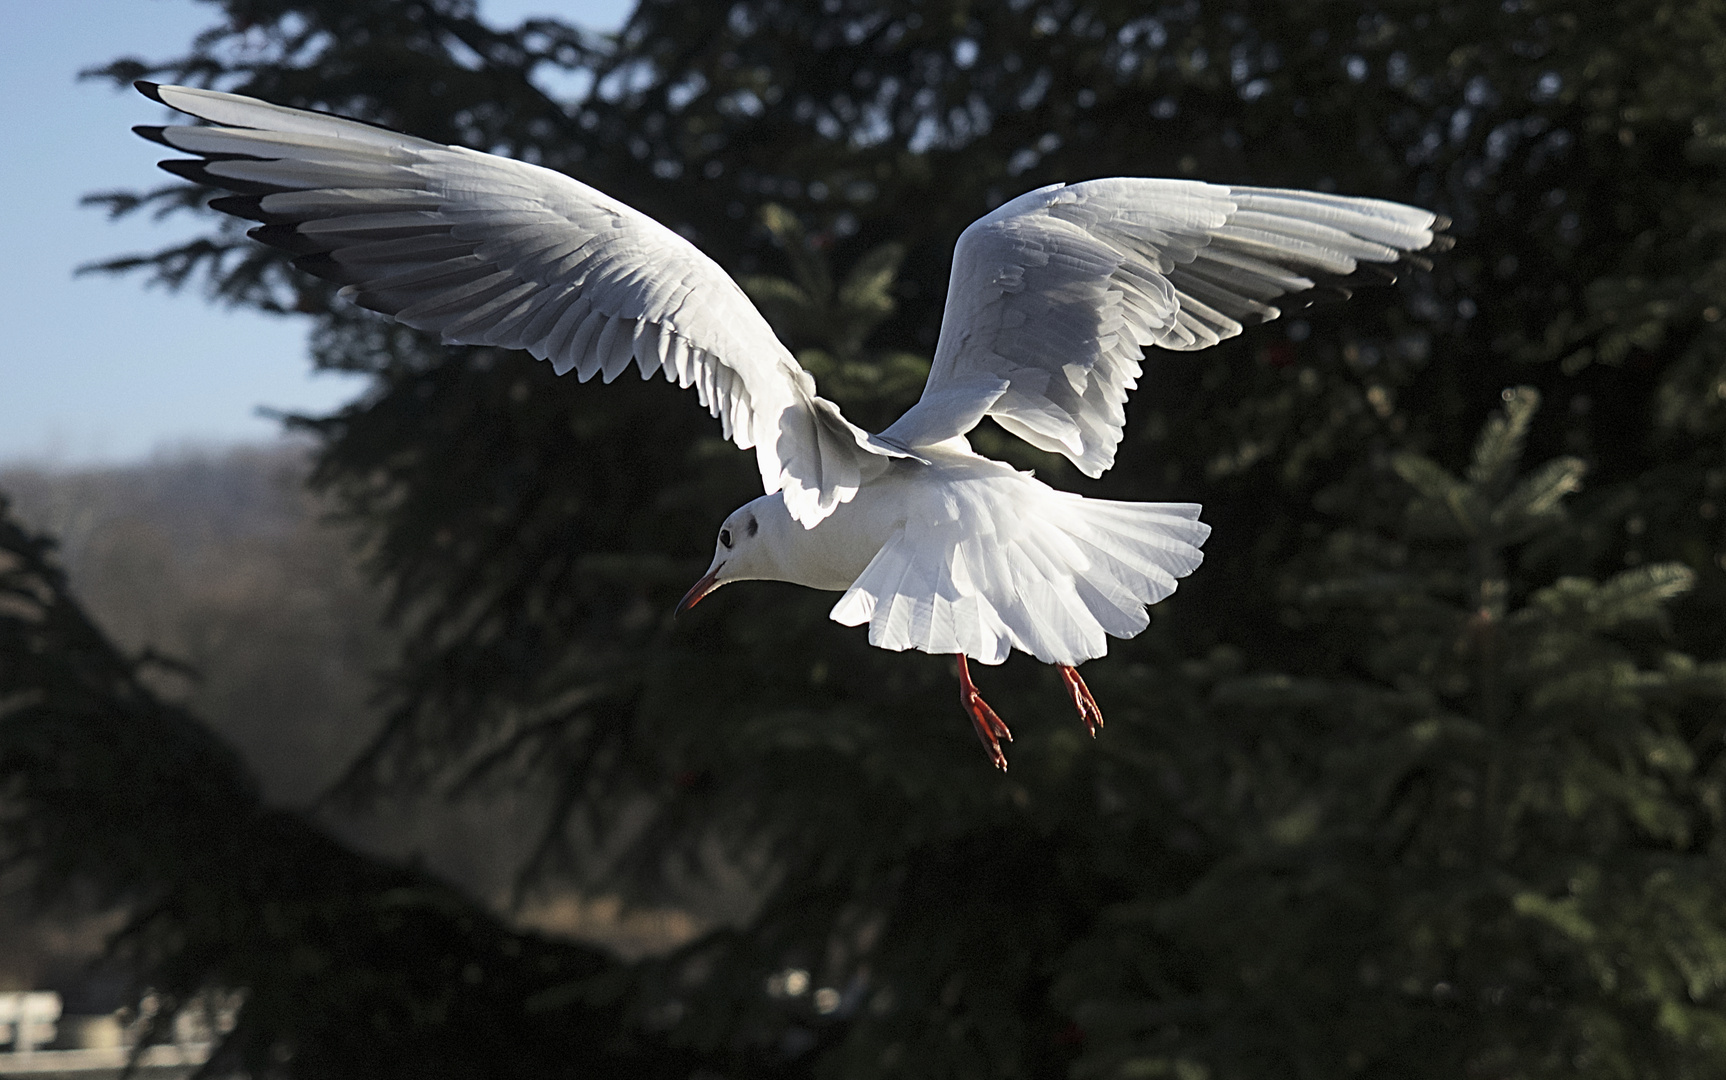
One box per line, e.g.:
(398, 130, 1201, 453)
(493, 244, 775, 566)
(830, 469, 1210, 666)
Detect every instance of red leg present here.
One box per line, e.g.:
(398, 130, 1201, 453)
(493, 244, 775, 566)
(957, 655, 1012, 770)
(1060, 665, 1104, 737)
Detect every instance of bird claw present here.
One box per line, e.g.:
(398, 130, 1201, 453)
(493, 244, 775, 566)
(1060, 665, 1104, 737)
(966, 693, 1012, 771)
(957, 656, 1012, 770)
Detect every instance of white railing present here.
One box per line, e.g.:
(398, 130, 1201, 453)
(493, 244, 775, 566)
(0, 1042, 210, 1075)
(0, 994, 60, 1054)
(0, 989, 233, 1075)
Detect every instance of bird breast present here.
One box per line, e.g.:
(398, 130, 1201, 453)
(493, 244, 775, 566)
(778, 447, 1018, 593)
(778, 474, 911, 592)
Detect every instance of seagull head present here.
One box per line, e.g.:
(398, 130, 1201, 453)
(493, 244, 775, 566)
(676, 495, 792, 614)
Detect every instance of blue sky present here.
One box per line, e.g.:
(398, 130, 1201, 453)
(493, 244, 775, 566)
(0, 0, 631, 467)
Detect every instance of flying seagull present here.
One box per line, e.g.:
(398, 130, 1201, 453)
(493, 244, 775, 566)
(132, 82, 1447, 769)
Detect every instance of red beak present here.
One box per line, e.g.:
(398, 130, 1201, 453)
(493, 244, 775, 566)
(676, 565, 723, 614)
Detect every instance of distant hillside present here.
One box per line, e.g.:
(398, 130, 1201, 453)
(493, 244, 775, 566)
(3, 442, 384, 806)
(0, 446, 527, 992)
(0, 444, 712, 998)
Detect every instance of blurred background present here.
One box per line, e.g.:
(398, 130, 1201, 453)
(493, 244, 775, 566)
(1, 1, 1723, 1077)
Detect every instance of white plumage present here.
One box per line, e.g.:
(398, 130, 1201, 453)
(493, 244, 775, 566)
(879, 179, 1440, 476)
(133, 83, 1446, 767)
(825, 449, 1209, 665)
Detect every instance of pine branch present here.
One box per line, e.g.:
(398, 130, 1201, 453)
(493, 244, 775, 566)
(1467, 386, 1540, 495)
(1491, 455, 1586, 542)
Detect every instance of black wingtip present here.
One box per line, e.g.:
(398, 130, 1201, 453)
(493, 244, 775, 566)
(135, 80, 165, 103)
(132, 124, 173, 148)
(158, 158, 282, 195)
(249, 222, 325, 256)
(209, 194, 270, 222)
(290, 251, 366, 288)
(1421, 213, 1455, 257)
(157, 158, 208, 184)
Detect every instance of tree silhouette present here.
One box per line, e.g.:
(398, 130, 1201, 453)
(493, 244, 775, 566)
(17, 0, 1724, 1074)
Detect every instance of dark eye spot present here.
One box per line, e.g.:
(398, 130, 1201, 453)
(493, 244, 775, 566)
(745, 516, 759, 538)
(719, 528, 733, 549)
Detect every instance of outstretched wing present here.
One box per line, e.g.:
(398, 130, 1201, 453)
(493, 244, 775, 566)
(134, 82, 906, 527)
(878, 179, 1448, 476)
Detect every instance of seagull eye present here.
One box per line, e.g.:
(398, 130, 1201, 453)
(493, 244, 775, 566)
(719, 528, 733, 549)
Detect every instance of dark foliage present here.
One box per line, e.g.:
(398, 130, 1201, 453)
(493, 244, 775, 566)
(16, 0, 1723, 1075)
(0, 495, 744, 1077)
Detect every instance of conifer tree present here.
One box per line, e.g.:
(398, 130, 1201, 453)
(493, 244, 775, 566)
(0, 495, 720, 1077)
(23, 0, 1725, 1075)
(1059, 389, 1726, 1077)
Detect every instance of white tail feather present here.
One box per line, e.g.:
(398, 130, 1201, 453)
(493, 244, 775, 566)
(831, 462, 1209, 666)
